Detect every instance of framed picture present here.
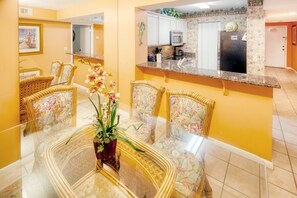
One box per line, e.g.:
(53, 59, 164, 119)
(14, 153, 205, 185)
(19, 24, 43, 55)
(293, 25, 297, 45)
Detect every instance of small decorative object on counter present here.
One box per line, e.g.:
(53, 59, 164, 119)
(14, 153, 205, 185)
(66, 58, 143, 172)
(139, 22, 145, 46)
(155, 47, 162, 63)
(225, 22, 239, 32)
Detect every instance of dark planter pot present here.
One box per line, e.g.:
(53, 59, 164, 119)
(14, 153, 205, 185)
(94, 139, 120, 172)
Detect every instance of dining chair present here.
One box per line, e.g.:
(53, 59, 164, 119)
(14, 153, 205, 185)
(20, 76, 54, 123)
(23, 86, 77, 132)
(153, 90, 215, 198)
(121, 80, 165, 144)
(50, 60, 63, 85)
(59, 63, 77, 85)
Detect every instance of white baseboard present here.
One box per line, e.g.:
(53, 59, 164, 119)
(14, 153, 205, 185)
(287, 67, 297, 73)
(208, 137, 273, 169)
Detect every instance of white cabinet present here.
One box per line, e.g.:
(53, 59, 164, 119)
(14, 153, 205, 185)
(158, 16, 171, 45)
(147, 12, 188, 45)
(182, 20, 187, 43)
(147, 14, 158, 46)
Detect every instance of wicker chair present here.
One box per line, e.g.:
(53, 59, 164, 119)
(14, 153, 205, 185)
(59, 63, 77, 85)
(153, 90, 215, 198)
(23, 86, 77, 132)
(50, 61, 63, 85)
(121, 80, 165, 144)
(20, 76, 54, 123)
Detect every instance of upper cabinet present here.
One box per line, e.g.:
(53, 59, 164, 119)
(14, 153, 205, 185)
(147, 12, 187, 46)
(147, 14, 159, 46)
(158, 16, 171, 45)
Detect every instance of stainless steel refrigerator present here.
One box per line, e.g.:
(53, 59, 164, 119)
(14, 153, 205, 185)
(220, 31, 247, 73)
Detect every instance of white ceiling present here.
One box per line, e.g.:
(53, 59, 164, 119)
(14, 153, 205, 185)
(19, 0, 89, 10)
(264, 0, 297, 22)
(174, 0, 247, 13)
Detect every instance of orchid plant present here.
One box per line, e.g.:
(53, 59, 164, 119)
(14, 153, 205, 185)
(67, 58, 143, 153)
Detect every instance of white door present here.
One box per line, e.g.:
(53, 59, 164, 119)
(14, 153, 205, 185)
(158, 16, 171, 45)
(265, 26, 287, 68)
(198, 22, 221, 70)
(147, 14, 158, 46)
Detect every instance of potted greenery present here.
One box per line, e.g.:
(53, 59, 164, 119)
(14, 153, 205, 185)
(67, 59, 143, 171)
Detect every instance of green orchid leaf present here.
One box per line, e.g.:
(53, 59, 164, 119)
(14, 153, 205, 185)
(115, 135, 144, 152)
(88, 97, 100, 117)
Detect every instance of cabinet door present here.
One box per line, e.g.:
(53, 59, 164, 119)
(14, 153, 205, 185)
(182, 20, 188, 43)
(170, 19, 177, 31)
(176, 20, 183, 32)
(147, 14, 158, 46)
(158, 16, 171, 45)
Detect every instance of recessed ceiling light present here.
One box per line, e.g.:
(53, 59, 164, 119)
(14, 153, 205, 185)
(194, 3, 210, 9)
(289, 12, 296, 15)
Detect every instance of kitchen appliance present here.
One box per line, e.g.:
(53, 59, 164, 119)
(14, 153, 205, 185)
(220, 31, 247, 73)
(170, 31, 183, 46)
(174, 47, 184, 60)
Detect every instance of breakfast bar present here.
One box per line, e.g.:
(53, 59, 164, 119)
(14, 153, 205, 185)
(136, 61, 280, 163)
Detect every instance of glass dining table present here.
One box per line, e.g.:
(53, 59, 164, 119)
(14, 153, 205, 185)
(0, 110, 268, 198)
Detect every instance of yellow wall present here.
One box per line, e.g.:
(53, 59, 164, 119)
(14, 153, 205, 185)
(19, 19, 71, 75)
(93, 24, 104, 57)
(19, 7, 57, 21)
(0, 0, 20, 168)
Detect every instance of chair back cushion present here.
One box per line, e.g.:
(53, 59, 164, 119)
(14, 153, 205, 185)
(60, 63, 77, 85)
(24, 86, 77, 132)
(168, 92, 215, 137)
(20, 76, 54, 122)
(50, 61, 63, 85)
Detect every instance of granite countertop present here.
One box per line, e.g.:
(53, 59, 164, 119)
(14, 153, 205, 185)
(137, 60, 281, 88)
(67, 52, 104, 61)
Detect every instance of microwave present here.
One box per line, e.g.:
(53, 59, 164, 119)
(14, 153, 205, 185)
(170, 31, 183, 46)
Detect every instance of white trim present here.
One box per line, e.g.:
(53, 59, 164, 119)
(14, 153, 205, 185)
(90, 25, 94, 55)
(288, 67, 297, 73)
(70, 24, 73, 63)
(208, 137, 273, 169)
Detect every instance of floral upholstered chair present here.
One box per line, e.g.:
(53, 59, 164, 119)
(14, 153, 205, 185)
(122, 80, 165, 144)
(153, 90, 215, 198)
(50, 61, 63, 85)
(59, 63, 77, 85)
(20, 76, 54, 123)
(23, 86, 77, 132)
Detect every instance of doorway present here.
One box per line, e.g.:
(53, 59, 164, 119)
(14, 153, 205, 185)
(265, 26, 287, 68)
(72, 24, 93, 55)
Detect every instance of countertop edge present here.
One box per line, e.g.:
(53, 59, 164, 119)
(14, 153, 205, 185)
(136, 64, 281, 89)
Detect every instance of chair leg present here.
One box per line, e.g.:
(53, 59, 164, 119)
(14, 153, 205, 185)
(204, 176, 212, 198)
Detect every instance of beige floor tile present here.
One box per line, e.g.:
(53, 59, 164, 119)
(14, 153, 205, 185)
(205, 141, 230, 162)
(290, 157, 297, 174)
(206, 176, 223, 198)
(282, 124, 297, 135)
(267, 166, 297, 194)
(284, 132, 297, 146)
(272, 115, 281, 130)
(272, 139, 287, 154)
(205, 154, 228, 182)
(221, 185, 248, 198)
(224, 165, 259, 197)
(273, 150, 292, 171)
(272, 128, 284, 141)
(268, 183, 297, 198)
(288, 143, 297, 158)
(229, 153, 259, 176)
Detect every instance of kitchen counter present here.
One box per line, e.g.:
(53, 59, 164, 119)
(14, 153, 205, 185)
(67, 52, 104, 61)
(137, 60, 280, 88)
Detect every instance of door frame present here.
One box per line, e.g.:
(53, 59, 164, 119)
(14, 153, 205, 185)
(265, 25, 287, 68)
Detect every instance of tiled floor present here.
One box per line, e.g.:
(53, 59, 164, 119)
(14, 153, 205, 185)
(0, 67, 297, 197)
